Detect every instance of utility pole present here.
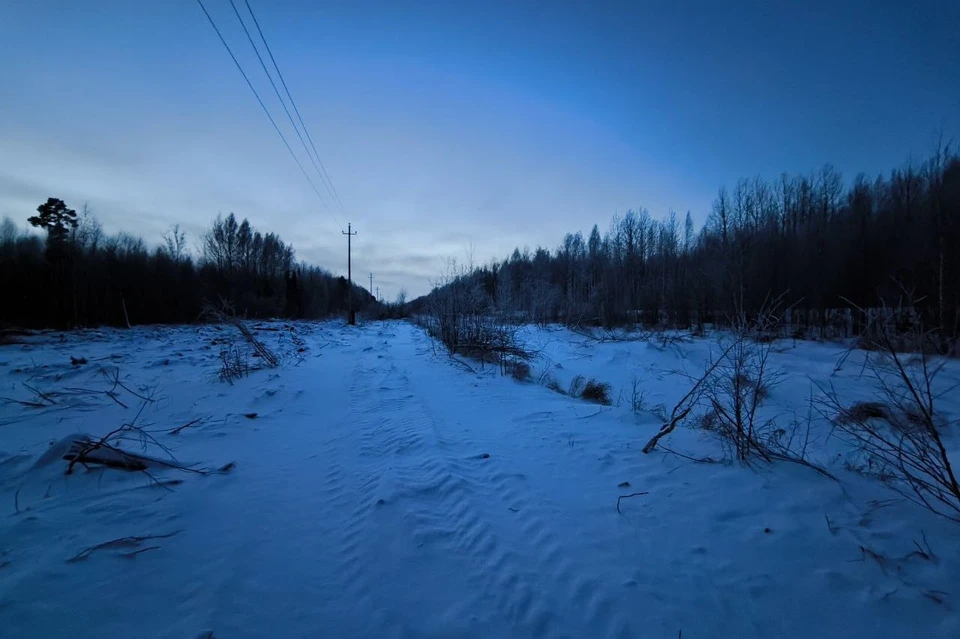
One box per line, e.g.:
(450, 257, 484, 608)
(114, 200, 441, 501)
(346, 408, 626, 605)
(376, 286, 380, 303)
(343, 223, 357, 325)
(369, 272, 374, 296)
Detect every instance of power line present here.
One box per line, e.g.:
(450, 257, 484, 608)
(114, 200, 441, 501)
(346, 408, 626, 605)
(194, 0, 343, 233)
(227, 0, 343, 230)
(242, 0, 348, 219)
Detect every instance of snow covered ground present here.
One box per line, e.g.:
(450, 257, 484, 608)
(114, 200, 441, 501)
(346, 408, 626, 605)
(1, 320, 958, 638)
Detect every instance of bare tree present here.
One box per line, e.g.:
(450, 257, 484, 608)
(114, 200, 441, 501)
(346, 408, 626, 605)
(162, 223, 187, 264)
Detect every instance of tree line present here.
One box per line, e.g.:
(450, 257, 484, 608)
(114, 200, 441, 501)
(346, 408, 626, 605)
(1, 200, 372, 329)
(415, 147, 960, 346)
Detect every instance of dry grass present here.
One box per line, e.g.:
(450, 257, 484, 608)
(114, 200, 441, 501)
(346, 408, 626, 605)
(541, 373, 566, 395)
(581, 380, 612, 405)
(836, 401, 889, 425)
(218, 345, 250, 384)
(628, 375, 647, 414)
(507, 360, 531, 381)
(563, 375, 612, 405)
(568, 375, 586, 397)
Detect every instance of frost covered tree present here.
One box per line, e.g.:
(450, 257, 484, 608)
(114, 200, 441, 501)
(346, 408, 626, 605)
(420, 148, 960, 346)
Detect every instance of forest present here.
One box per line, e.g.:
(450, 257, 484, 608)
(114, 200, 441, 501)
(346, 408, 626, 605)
(0, 204, 372, 329)
(415, 147, 960, 349)
(5, 148, 959, 342)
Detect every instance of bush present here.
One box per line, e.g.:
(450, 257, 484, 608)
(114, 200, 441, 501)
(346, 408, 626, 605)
(420, 267, 531, 370)
(702, 328, 783, 462)
(824, 322, 960, 521)
(581, 380, 612, 405)
(564, 375, 611, 405)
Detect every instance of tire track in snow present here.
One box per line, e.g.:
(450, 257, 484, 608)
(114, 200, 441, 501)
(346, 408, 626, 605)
(347, 346, 498, 633)
(394, 326, 638, 638)
(313, 352, 398, 637)
(326, 326, 635, 638)
(346, 338, 568, 637)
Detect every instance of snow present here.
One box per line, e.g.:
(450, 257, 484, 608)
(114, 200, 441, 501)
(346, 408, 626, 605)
(1, 320, 958, 638)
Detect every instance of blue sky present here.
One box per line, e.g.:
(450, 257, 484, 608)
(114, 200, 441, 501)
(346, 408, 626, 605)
(1, 1, 957, 298)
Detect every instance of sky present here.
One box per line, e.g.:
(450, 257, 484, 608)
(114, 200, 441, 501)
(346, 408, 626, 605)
(1, 1, 958, 299)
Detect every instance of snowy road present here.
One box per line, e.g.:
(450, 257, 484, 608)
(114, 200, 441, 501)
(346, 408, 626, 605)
(1, 321, 958, 638)
(173, 325, 647, 638)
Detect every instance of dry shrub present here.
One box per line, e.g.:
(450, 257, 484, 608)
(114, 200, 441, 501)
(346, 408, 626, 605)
(645, 293, 834, 480)
(564, 375, 612, 405)
(837, 401, 889, 424)
(541, 373, 566, 395)
(704, 331, 778, 462)
(422, 264, 531, 371)
(568, 375, 586, 397)
(755, 381, 771, 402)
(823, 319, 960, 521)
(581, 380, 612, 405)
(734, 371, 770, 402)
(507, 360, 531, 381)
(629, 375, 647, 414)
(697, 410, 718, 431)
(202, 300, 279, 369)
(219, 345, 250, 384)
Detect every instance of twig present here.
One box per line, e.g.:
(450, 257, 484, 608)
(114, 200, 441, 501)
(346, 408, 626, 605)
(576, 407, 610, 419)
(923, 590, 948, 605)
(824, 514, 837, 535)
(660, 446, 719, 464)
(854, 545, 888, 573)
(910, 530, 935, 561)
(643, 341, 737, 453)
(120, 546, 160, 559)
(765, 450, 839, 482)
(170, 418, 203, 435)
(67, 531, 181, 563)
(448, 355, 476, 374)
(62, 386, 130, 409)
(616, 491, 649, 514)
(100, 367, 157, 404)
(104, 391, 129, 409)
(22, 383, 56, 405)
(0, 397, 46, 409)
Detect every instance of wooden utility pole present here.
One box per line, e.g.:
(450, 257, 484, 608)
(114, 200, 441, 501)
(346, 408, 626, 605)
(369, 273, 374, 296)
(376, 286, 380, 303)
(343, 223, 357, 325)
